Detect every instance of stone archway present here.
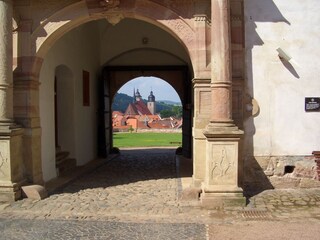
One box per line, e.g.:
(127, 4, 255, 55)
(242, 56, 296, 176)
(3, 0, 246, 207)
(101, 66, 192, 158)
(13, 0, 202, 187)
(31, 1, 197, 65)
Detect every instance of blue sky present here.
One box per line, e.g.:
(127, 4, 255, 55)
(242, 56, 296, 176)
(117, 77, 181, 102)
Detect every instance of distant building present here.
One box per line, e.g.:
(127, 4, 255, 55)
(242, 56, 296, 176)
(147, 91, 156, 115)
(124, 89, 152, 116)
(113, 89, 181, 131)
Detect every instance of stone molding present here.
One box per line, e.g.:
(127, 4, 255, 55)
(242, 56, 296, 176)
(194, 14, 211, 25)
(192, 78, 211, 86)
(231, 15, 242, 22)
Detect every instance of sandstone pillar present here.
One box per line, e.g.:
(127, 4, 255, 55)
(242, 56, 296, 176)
(200, 0, 245, 208)
(192, 13, 211, 187)
(0, 0, 24, 201)
(0, 0, 14, 126)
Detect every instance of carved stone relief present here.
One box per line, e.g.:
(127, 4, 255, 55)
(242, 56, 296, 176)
(0, 142, 9, 179)
(105, 13, 124, 25)
(208, 144, 237, 185)
(99, 0, 120, 10)
(151, 0, 195, 17)
(162, 19, 194, 44)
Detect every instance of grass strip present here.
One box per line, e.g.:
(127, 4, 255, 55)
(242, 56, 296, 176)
(113, 132, 182, 148)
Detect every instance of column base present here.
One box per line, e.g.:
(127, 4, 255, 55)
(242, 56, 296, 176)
(204, 122, 243, 137)
(201, 122, 245, 209)
(200, 186, 246, 209)
(0, 126, 25, 202)
(192, 177, 203, 188)
(0, 181, 23, 202)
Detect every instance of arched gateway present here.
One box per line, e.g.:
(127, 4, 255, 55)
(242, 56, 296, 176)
(0, 0, 246, 208)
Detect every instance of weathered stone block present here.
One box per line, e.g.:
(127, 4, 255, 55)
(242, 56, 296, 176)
(269, 176, 300, 189)
(21, 185, 48, 200)
(299, 178, 320, 188)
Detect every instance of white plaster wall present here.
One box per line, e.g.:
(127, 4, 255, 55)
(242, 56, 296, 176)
(56, 65, 75, 159)
(39, 21, 100, 181)
(245, 0, 320, 156)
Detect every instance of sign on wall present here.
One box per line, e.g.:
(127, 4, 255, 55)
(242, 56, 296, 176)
(305, 97, 320, 112)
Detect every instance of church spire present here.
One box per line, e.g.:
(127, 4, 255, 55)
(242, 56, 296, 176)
(135, 88, 142, 101)
(133, 88, 135, 103)
(148, 90, 155, 102)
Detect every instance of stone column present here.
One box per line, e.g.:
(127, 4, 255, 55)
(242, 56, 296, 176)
(200, 0, 245, 208)
(0, 0, 14, 126)
(192, 13, 212, 188)
(210, 0, 233, 126)
(0, 0, 24, 202)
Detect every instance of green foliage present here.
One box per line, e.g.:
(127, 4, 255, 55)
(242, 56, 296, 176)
(128, 126, 134, 133)
(159, 109, 172, 118)
(112, 93, 134, 113)
(172, 105, 183, 118)
(156, 101, 173, 113)
(160, 105, 182, 118)
(113, 132, 182, 148)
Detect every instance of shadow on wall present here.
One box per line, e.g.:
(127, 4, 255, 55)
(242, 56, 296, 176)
(243, 0, 290, 196)
(280, 59, 300, 79)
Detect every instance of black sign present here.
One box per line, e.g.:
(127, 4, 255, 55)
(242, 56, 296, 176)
(305, 97, 320, 112)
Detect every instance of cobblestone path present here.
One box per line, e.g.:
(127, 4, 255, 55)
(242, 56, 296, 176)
(0, 148, 320, 239)
(0, 148, 207, 239)
(0, 218, 205, 240)
(249, 188, 320, 219)
(0, 148, 207, 222)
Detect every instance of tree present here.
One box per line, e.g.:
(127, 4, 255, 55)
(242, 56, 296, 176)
(160, 109, 173, 118)
(172, 106, 182, 118)
(160, 106, 182, 118)
(128, 125, 134, 133)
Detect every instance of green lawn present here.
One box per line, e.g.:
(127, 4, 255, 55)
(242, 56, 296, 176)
(113, 132, 182, 148)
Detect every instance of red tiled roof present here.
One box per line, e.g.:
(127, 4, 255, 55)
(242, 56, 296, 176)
(124, 101, 151, 116)
(135, 101, 152, 115)
(124, 103, 138, 115)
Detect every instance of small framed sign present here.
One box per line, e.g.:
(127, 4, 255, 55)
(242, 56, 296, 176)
(305, 97, 320, 112)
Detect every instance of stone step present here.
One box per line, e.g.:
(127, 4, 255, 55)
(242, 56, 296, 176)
(56, 151, 70, 163)
(56, 158, 76, 176)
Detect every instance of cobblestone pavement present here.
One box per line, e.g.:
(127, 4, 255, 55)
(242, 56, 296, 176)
(0, 218, 205, 240)
(0, 148, 320, 239)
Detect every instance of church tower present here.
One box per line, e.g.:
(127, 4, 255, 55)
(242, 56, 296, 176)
(147, 90, 156, 115)
(135, 88, 142, 102)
